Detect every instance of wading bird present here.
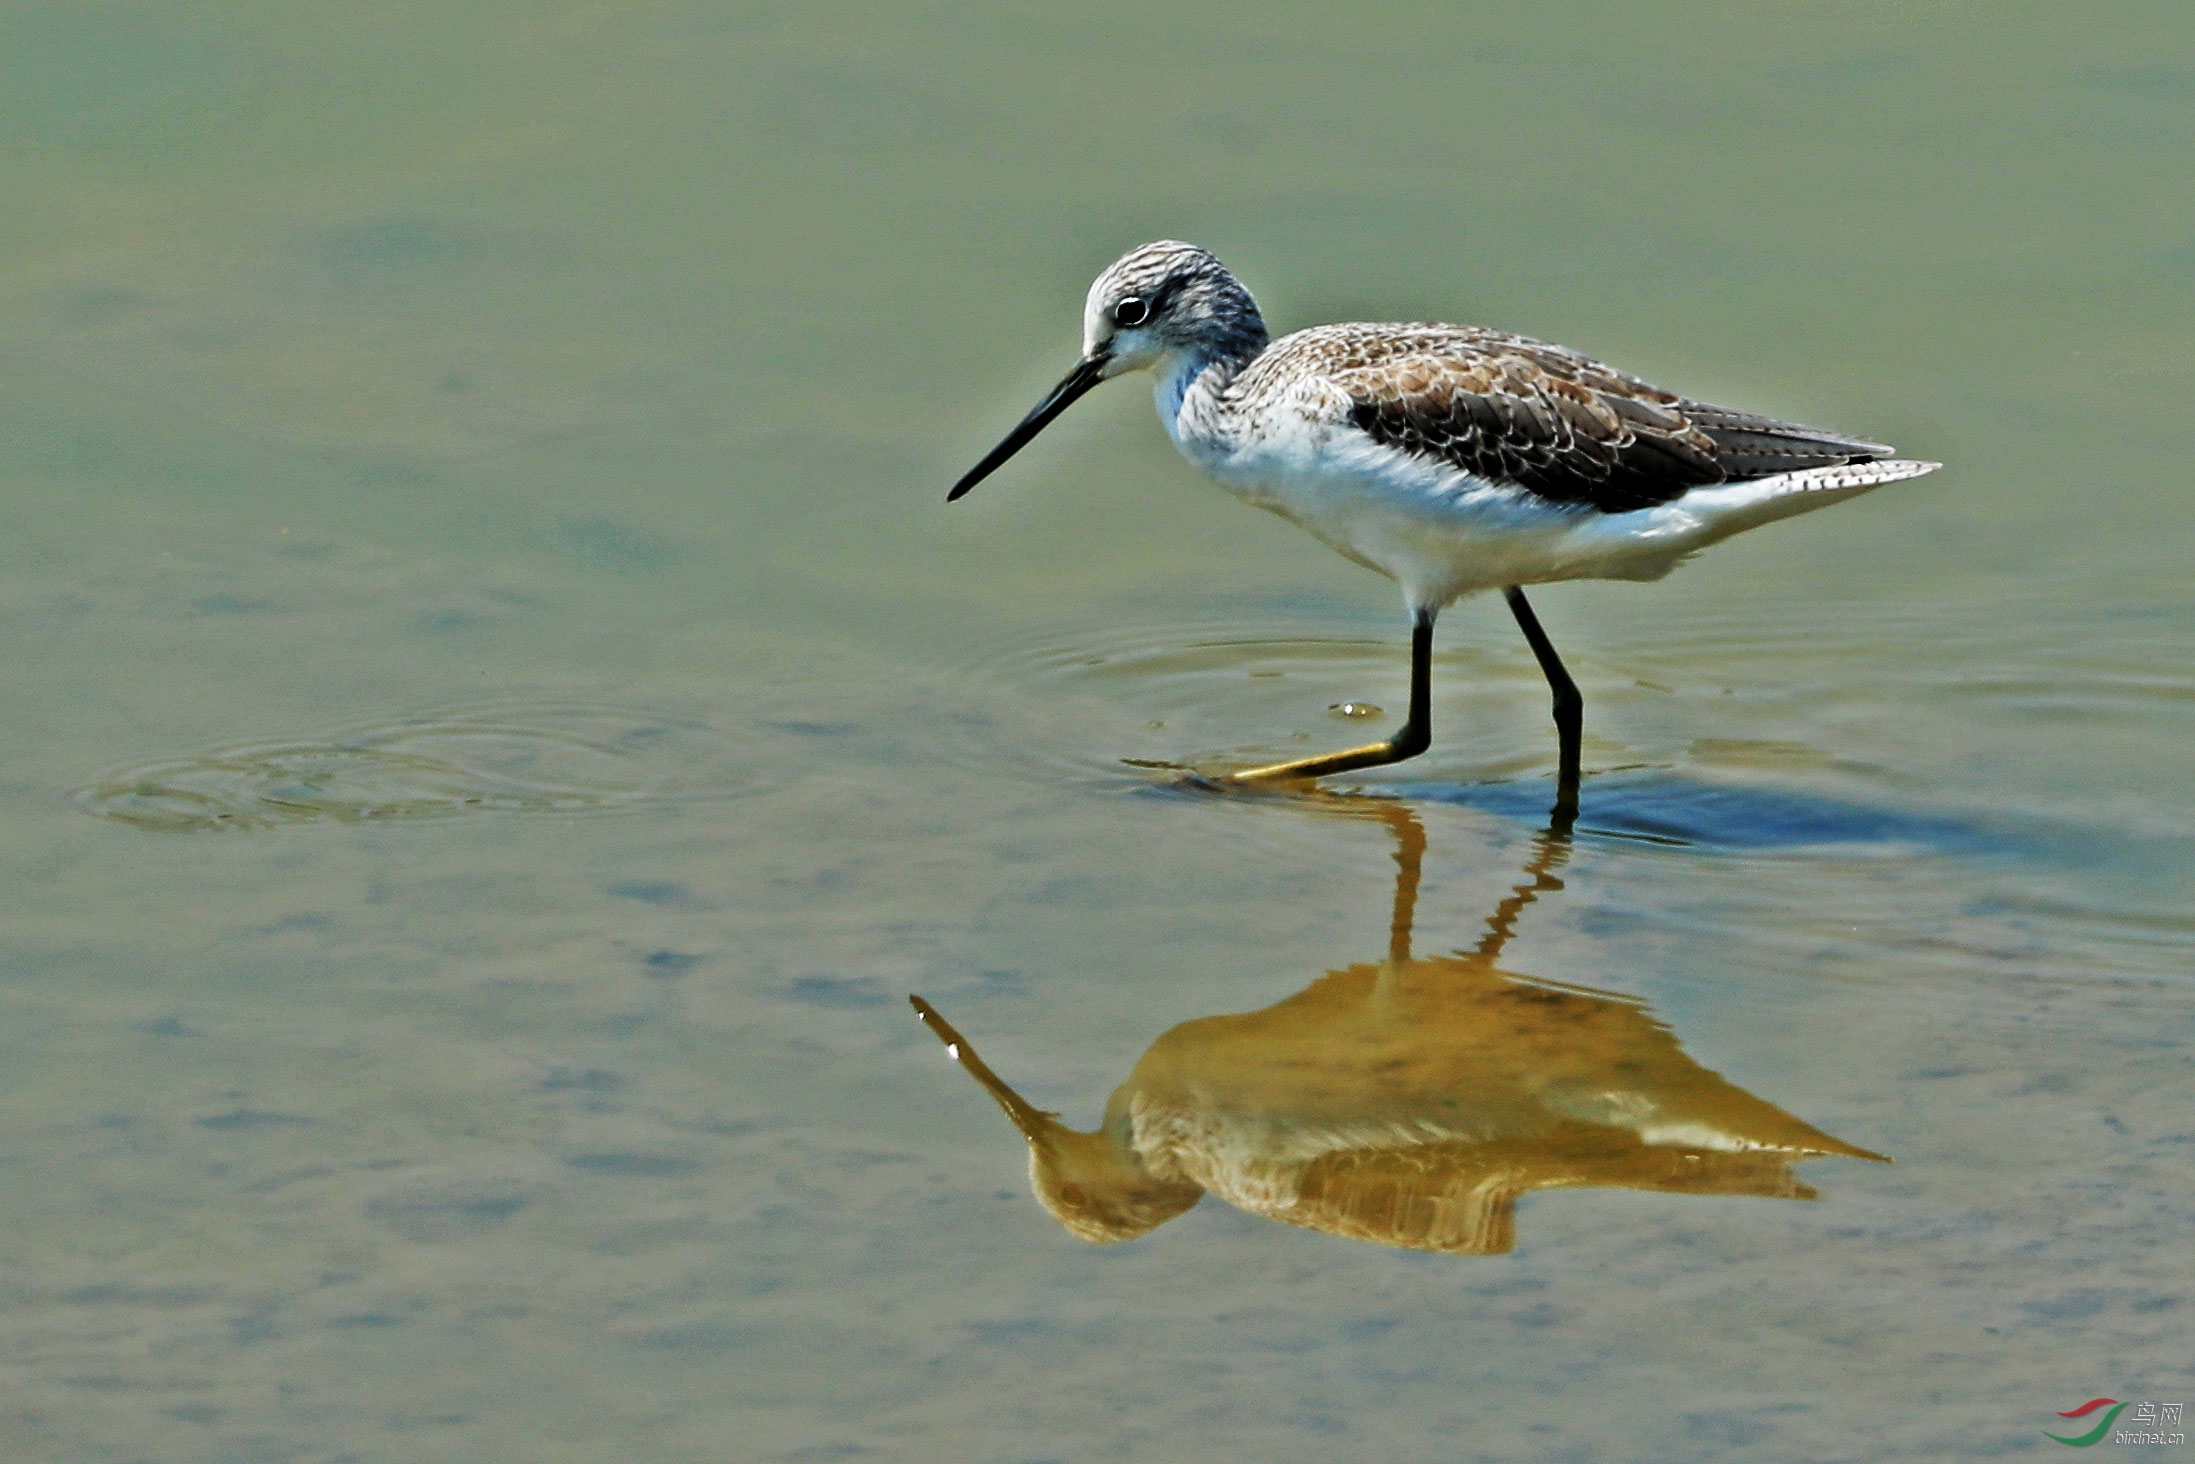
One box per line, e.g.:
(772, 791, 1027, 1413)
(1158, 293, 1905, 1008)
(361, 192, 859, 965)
(949, 242, 1937, 822)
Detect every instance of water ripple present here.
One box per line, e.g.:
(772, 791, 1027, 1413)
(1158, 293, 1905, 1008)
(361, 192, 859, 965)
(929, 613, 1533, 788)
(68, 702, 776, 831)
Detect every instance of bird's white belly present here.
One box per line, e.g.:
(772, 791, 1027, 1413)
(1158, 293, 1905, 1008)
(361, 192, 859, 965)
(1175, 405, 1701, 609)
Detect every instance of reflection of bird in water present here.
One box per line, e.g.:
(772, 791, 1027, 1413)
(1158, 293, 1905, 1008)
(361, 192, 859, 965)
(912, 805, 1885, 1253)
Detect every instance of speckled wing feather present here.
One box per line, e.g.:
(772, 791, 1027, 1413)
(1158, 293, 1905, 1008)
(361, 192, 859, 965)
(1263, 325, 1892, 514)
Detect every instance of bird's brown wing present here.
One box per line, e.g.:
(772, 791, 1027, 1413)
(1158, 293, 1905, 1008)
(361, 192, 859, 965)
(1288, 325, 1889, 514)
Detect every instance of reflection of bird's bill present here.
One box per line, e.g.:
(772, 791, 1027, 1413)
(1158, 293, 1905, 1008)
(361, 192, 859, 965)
(912, 993, 1204, 1245)
(908, 994, 1060, 1142)
(946, 353, 1109, 501)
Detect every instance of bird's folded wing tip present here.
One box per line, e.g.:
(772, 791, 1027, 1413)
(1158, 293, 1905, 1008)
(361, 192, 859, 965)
(1863, 458, 1942, 484)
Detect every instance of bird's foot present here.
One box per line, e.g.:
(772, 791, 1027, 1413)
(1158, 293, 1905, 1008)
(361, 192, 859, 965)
(1227, 737, 1417, 784)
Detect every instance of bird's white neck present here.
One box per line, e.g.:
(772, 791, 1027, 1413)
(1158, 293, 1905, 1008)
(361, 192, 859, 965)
(1155, 345, 1252, 459)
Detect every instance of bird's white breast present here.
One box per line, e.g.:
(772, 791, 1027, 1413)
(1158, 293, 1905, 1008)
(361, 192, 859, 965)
(1160, 355, 1614, 606)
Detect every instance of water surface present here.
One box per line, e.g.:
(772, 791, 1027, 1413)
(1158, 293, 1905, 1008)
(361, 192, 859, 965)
(4, 5, 2192, 1461)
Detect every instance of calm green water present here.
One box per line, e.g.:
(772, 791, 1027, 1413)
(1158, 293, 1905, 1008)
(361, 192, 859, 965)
(5, 4, 2193, 1460)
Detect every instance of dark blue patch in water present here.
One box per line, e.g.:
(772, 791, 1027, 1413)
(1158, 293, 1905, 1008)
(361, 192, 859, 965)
(1378, 770, 2015, 856)
(565, 1152, 700, 1179)
(553, 515, 675, 572)
(1387, 768, 2019, 860)
(1131, 764, 2121, 868)
(609, 880, 689, 905)
(627, 1319, 756, 1352)
(191, 594, 273, 615)
(541, 1066, 624, 1094)
(763, 719, 861, 739)
(319, 215, 477, 284)
(781, 974, 893, 1009)
(195, 1109, 314, 1131)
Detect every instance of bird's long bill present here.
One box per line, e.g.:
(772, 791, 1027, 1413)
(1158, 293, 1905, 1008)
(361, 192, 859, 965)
(946, 353, 1108, 501)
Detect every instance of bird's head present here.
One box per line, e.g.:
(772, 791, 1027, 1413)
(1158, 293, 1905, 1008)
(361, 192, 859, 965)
(1079, 240, 1267, 379)
(948, 240, 1265, 501)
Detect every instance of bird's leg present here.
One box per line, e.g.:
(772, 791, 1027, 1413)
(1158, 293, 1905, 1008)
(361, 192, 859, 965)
(1503, 586, 1581, 826)
(1232, 611, 1434, 783)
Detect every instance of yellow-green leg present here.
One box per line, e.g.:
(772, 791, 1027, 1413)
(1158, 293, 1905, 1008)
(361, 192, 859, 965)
(1232, 612, 1435, 783)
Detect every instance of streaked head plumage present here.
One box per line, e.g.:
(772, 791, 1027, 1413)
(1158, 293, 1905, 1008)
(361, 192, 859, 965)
(1083, 240, 1267, 375)
(945, 240, 1270, 500)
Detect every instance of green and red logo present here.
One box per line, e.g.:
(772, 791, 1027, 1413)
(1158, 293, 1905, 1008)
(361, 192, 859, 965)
(2049, 1398, 2188, 1447)
(2047, 1399, 2127, 1447)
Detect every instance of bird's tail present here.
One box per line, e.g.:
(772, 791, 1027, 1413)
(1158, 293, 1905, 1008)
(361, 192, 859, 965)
(1679, 457, 1940, 542)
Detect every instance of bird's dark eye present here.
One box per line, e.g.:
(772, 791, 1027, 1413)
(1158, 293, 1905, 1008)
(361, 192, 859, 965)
(1113, 296, 1150, 328)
